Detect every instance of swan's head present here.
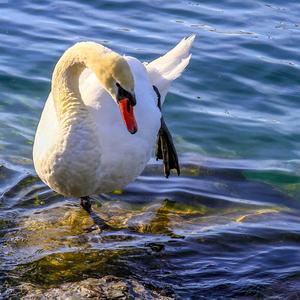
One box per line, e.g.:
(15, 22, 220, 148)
(96, 54, 137, 134)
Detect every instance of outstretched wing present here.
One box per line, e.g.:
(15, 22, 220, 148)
(145, 34, 195, 105)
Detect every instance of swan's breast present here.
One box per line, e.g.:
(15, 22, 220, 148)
(33, 95, 102, 197)
(80, 58, 161, 192)
(34, 58, 161, 196)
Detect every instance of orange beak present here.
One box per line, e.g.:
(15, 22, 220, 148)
(118, 97, 138, 134)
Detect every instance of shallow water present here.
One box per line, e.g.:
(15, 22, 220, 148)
(0, 0, 300, 299)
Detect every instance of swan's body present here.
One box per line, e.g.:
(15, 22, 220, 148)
(33, 36, 195, 197)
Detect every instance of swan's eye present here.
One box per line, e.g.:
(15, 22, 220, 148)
(116, 83, 136, 106)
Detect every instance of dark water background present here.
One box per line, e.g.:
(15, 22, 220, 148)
(1, 0, 300, 298)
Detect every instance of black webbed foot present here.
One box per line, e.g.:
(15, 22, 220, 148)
(153, 85, 180, 178)
(156, 118, 180, 178)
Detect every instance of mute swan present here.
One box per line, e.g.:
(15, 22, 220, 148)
(33, 35, 195, 212)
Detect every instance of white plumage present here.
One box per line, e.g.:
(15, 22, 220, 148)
(146, 35, 195, 104)
(33, 35, 195, 197)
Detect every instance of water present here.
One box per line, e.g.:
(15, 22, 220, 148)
(0, 0, 300, 298)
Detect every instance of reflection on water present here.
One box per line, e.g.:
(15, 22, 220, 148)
(1, 0, 300, 298)
(1, 159, 300, 298)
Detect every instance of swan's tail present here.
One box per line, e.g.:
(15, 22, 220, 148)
(145, 34, 195, 105)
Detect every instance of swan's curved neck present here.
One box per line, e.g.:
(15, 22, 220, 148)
(51, 42, 118, 122)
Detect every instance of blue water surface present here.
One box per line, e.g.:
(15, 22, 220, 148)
(0, 1, 300, 298)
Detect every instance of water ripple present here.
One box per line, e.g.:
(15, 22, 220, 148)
(0, 0, 300, 298)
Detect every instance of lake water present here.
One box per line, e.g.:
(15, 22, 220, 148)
(1, 0, 300, 298)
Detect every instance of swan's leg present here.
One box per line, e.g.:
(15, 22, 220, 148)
(80, 196, 92, 212)
(80, 196, 112, 231)
(153, 86, 180, 178)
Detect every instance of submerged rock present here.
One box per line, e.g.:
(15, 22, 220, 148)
(21, 276, 174, 300)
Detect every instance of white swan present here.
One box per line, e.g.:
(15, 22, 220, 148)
(33, 35, 195, 204)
